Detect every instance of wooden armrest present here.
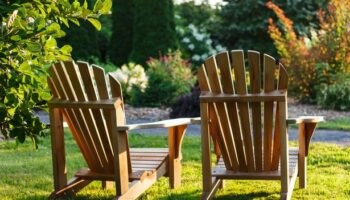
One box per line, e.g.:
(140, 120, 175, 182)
(287, 116, 324, 125)
(200, 90, 287, 103)
(191, 117, 201, 125)
(117, 118, 192, 131)
(48, 98, 122, 109)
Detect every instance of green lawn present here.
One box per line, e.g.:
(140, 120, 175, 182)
(317, 117, 350, 131)
(0, 132, 349, 200)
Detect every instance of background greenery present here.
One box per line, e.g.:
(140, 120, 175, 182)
(0, 0, 111, 146)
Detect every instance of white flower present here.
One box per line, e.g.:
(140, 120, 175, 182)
(182, 37, 190, 43)
(194, 33, 205, 41)
(188, 44, 195, 50)
(111, 71, 128, 84)
(304, 37, 311, 49)
(205, 39, 212, 46)
(192, 55, 201, 61)
(201, 54, 208, 60)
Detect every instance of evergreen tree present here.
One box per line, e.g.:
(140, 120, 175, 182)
(109, 0, 134, 66)
(130, 0, 177, 66)
(216, 0, 327, 55)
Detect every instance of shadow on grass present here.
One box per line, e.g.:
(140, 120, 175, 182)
(215, 191, 271, 200)
(159, 191, 271, 200)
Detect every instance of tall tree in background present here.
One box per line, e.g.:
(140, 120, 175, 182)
(216, 0, 326, 55)
(59, 0, 112, 62)
(109, 0, 134, 66)
(130, 0, 177, 65)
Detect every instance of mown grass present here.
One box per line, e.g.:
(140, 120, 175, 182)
(0, 131, 349, 200)
(317, 117, 350, 131)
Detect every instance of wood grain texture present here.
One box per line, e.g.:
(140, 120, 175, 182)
(198, 66, 233, 170)
(64, 61, 109, 171)
(271, 64, 288, 170)
(216, 52, 246, 170)
(231, 50, 254, 172)
(50, 63, 101, 171)
(263, 54, 276, 171)
(248, 50, 262, 172)
(204, 56, 239, 170)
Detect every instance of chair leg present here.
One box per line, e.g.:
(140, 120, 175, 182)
(299, 155, 307, 189)
(168, 127, 182, 188)
(298, 122, 307, 189)
(218, 180, 224, 189)
(102, 181, 114, 190)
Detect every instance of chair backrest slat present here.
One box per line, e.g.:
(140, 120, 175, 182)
(77, 62, 114, 173)
(197, 65, 232, 169)
(48, 61, 129, 175)
(216, 52, 246, 170)
(49, 63, 102, 172)
(64, 61, 110, 171)
(204, 57, 239, 170)
(198, 66, 232, 169)
(247, 50, 263, 172)
(200, 50, 288, 173)
(271, 64, 288, 170)
(231, 50, 255, 172)
(263, 54, 277, 171)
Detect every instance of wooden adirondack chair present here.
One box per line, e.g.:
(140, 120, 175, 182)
(196, 50, 324, 200)
(47, 61, 190, 199)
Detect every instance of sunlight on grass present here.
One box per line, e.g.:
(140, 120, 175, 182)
(0, 131, 349, 199)
(317, 117, 350, 131)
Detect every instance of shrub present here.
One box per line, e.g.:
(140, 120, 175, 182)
(131, 50, 195, 107)
(0, 0, 111, 147)
(317, 74, 350, 111)
(86, 56, 117, 73)
(170, 86, 200, 118)
(129, 0, 177, 65)
(217, 0, 326, 56)
(109, 0, 133, 66)
(267, 0, 350, 103)
(177, 23, 226, 68)
(110, 63, 148, 102)
(175, 1, 224, 68)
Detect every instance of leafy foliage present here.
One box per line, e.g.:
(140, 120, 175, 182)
(267, 0, 350, 103)
(109, 0, 133, 66)
(170, 86, 200, 118)
(175, 1, 224, 68)
(217, 0, 326, 55)
(129, 0, 178, 66)
(59, 0, 112, 63)
(317, 74, 350, 111)
(0, 0, 111, 147)
(110, 63, 148, 102)
(131, 51, 195, 107)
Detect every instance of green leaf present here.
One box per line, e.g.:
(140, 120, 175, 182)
(10, 35, 21, 41)
(69, 18, 80, 26)
(93, 0, 103, 12)
(60, 45, 72, 54)
(100, 0, 112, 14)
(44, 37, 57, 50)
(26, 42, 42, 52)
(87, 18, 101, 30)
(40, 91, 52, 101)
(72, 1, 80, 9)
(83, 0, 88, 9)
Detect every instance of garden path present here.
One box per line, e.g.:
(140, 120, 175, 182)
(35, 110, 350, 146)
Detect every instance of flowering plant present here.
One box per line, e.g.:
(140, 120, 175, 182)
(177, 22, 225, 68)
(110, 63, 148, 101)
(266, 0, 350, 103)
